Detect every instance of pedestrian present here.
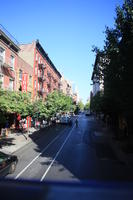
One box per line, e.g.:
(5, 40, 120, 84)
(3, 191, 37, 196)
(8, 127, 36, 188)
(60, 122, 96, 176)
(5, 120, 9, 136)
(75, 118, 78, 127)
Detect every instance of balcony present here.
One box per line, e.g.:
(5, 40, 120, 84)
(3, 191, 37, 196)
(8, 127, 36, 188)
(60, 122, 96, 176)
(47, 72, 51, 78)
(37, 88, 43, 95)
(38, 73, 43, 81)
(42, 76, 46, 81)
(38, 63, 46, 70)
(47, 82, 51, 88)
(0, 56, 14, 70)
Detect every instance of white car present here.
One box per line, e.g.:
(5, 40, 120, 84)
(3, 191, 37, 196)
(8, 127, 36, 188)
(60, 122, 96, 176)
(60, 116, 72, 125)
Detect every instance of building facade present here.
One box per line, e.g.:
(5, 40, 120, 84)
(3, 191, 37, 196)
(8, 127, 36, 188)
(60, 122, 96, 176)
(16, 56, 33, 95)
(19, 40, 61, 99)
(0, 25, 34, 98)
(91, 53, 104, 96)
(0, 25, 20, 91)
(60, 76, 73, 97)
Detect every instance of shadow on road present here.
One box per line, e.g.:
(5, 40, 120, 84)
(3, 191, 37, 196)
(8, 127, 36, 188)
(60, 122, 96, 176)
(0, 137, 15, 148)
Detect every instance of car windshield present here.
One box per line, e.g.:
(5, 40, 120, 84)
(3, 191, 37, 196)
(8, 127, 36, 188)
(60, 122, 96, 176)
(0, 0, 133, 188)
(0, 152, 8, 162)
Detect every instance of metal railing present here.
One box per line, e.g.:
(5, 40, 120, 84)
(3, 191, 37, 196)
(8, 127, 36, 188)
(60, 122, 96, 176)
(0, 56, 14, 70)
(0, 24, 19, 46)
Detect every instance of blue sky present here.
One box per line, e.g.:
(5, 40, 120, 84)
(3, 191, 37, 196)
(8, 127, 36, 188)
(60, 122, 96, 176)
(0, 0, 123, 103)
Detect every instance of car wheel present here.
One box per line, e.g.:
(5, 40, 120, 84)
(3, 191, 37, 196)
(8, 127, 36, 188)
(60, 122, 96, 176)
(9, 161, 17, 174)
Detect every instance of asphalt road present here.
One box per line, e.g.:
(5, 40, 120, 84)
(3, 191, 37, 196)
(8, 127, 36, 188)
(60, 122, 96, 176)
(6, 114, 133, 182)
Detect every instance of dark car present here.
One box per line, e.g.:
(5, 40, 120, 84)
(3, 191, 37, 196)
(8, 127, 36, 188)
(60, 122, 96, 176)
(0, 151, 18, 177)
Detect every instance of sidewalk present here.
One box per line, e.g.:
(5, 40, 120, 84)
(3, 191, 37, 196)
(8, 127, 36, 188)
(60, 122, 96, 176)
(0, 128, 37, 154)
(92, 118, 133, 167)
(0, 124, 65, 155)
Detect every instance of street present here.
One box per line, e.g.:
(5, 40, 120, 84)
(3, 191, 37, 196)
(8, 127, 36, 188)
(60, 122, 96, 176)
(6, 114, 133, 182)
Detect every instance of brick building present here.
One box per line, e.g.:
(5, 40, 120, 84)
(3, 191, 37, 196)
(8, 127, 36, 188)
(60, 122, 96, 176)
(16, 56, 33, 95)
(60, 76, 73, 97)
(0, 25, 20, 91)
(0, 25, 34, 97)
(91, 53, 104, 96)
(19, 40, 61, 99)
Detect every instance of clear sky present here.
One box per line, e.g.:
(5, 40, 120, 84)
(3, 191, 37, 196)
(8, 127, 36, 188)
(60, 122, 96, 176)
(0, 0, 123, 104)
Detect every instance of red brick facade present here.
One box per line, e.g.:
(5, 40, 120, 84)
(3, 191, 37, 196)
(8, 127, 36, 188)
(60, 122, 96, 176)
(0, 26, 61, 100)
(19, 40, 61, 100)
(0, 28, 19, 91)
(17, 56, 33, 95)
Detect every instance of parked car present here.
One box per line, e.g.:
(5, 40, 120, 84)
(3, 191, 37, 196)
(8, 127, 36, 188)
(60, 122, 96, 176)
(60, 115, 72, 125)
(0, 151, 18, 177)
(85, 110, 91, 116)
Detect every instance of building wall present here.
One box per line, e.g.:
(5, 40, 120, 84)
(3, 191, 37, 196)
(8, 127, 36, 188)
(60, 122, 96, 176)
(19, 42, 35, 67)
(19, 41, 61, 100)
(91, 54, 104, 96)
(60, 76, 72, 97)
(16, 56, 33, 96)
(0, 40, 18, 91)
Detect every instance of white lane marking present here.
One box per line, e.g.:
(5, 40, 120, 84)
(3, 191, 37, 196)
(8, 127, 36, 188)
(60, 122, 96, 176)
(40, 125, 75, 182)
(15, 127, 68, 179)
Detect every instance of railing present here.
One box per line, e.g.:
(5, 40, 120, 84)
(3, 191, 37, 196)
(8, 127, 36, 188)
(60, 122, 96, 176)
(0, 56, 14, 70)
(47, 72, 51, 77)
(38, 72, 43, 79)
(0, 24, 19, 46)
(43, 76, 46, 81)
(38, 63, 46, 70)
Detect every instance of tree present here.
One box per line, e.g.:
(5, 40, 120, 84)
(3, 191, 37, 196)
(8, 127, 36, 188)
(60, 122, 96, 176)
(77, 101, 84, 111)
(92, 0, 133, 134)
(84, 101, 90, 111)
(0, 89, 32, 116)
(31, 98, 48, 119)
(31, 91, 76, 121)
(90, 92, 104, 114)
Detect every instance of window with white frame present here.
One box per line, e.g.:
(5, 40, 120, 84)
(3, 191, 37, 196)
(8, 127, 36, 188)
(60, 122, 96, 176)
(35, 66, 37, 75)
(0, 73, 4, 88)
(0, 46, 5, 64)
(38, 56, 40, 64)
(19, 69, 23, 81)
(36, 52, 38, 61)
(10, 55, 15, 69)
(34, 80, 36, 90)
(29, 75, 32, 85)
(9, 79, 14, 91)
(38, 82, 39, 90)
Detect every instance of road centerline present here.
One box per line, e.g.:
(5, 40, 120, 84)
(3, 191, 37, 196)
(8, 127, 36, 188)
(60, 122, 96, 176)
(15, 127, 68, 179)
(40, 125, 75, 182)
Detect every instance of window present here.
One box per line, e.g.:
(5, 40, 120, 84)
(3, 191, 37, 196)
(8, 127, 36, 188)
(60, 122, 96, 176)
(35, 52, 38, 61)
(10, 55, 15, 69)
(19, 69, 23, 81)
(34, 80, 36, 89)
(9, 79, 14, 91)
(29, 75, 32, 85)
(38, 56, 40, 64)
(0, 73, 4, 88)
(35, 66, 37, 75)
(0, 46, 5, 64)
(38, 82, 39, 90)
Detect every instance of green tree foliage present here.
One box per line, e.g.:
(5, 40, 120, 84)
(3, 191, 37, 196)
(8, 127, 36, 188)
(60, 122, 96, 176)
(77, 101, 84, 111)
(92, 0, 133, 133)
(90, 92, 104, 114)
(31, 98, 48, 119)
(31, 91, 75, 120)
(0, 89, 75, 124)
(84, 101, 90, 111)
(45, 91, 75, 119)
(0, 89, 32, 117)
